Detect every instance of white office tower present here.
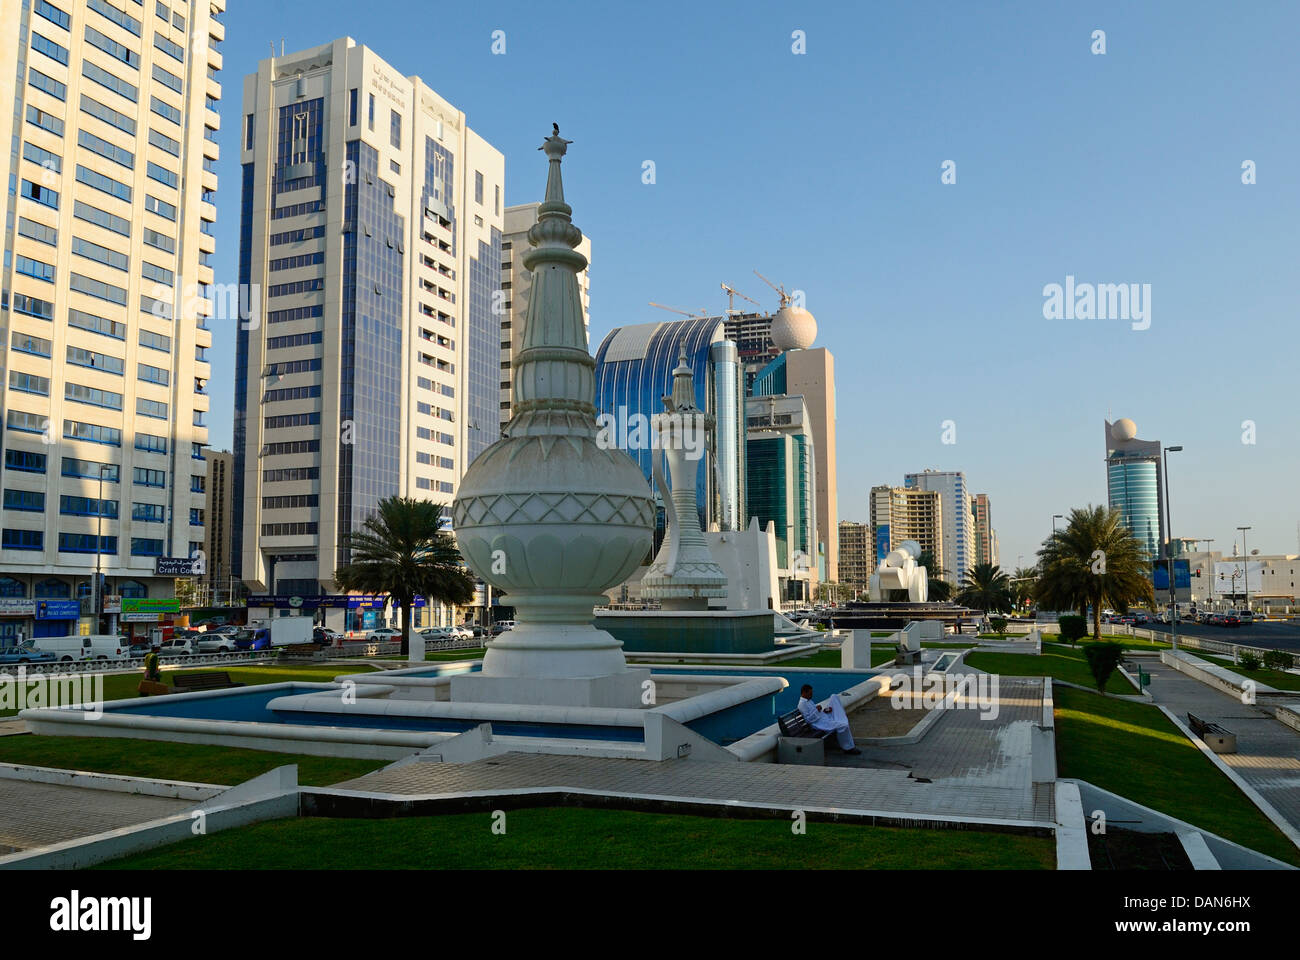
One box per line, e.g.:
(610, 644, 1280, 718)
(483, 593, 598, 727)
(233, 38, 504, 595)
(904, 469, 973, 586)
(0, 0, 224, 641)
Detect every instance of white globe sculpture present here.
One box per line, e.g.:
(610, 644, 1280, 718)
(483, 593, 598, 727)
(1111, 418, 1138, 442)
(770, 304, 817, 351)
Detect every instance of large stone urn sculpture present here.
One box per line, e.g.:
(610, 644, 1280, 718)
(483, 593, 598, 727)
(450, 127, 655, 707)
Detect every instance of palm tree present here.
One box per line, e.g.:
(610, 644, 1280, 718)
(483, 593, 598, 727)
(916, 550, 952, 602)
(333, 497, 476, 655)
(1034, 504, 1154, 639)
(1011, 565, 1039, 612)
(956, 563, 1014, 614)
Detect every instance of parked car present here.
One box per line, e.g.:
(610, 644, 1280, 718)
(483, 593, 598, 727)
(366, 627, 402, 642)
(156, 637, 199, 657)
(490, 620, 517, 636)
(127, 642, 151, 658)
(196, 632, 240, 653)
(0, 642, 56, 664)
(420, 627, 458, 644)
(211, 624, 241, 636)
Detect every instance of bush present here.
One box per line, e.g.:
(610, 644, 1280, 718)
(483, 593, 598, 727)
(1263, 649, 1295, 671)
(990, 617, 1008, 635)
(1238, 652, 1262, 671)
(1058, 615, 1088, 646)
(1083, 642, 1125, 693)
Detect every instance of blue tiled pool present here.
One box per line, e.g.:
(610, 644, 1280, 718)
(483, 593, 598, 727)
(101, 666, 876, 745)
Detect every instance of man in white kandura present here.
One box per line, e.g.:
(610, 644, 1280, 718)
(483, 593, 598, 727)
(797, 684, 860, 754)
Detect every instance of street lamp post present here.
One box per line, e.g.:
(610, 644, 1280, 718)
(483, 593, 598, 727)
(1052, 514, 1063, 537)
(1237, 526, 1252, 613)
(1162, 445, 1182, 650)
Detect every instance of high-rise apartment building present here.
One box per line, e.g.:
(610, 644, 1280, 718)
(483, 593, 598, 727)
(201, 447, 231, 599)
(870, 485, 943, 574)
(904, 470, 971, 584)
(499, 201, 589, 429)
(0, 0, 224, 641)
(233, 38, 503, 595)
(972, 492, 994, 567)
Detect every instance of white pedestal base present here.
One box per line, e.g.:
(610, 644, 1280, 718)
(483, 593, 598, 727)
(450, 668, 650, 708)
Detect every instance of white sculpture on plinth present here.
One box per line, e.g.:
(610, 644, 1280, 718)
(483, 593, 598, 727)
(639, 340, 728, 610)
(450, 126, 656, 707)
(868, 540, 929, 602)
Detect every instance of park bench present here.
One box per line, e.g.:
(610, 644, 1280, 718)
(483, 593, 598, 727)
(172, 671, 246, 693)
(281, 643, 323, 660)
(1187, 712, 1237, 754)
(776, 707, 831, 765)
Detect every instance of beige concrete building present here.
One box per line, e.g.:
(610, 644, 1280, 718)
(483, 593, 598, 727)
(870, 485, 943, 574)
(0, 0, 223, 640)
(783, 348, 837, 582)
(837, 519, 872, 591)
(233, 38, 504, 596)
(499, 201, 589, 428)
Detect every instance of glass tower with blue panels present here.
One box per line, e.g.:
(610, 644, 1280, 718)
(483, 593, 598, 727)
(593, 317, 744, 545)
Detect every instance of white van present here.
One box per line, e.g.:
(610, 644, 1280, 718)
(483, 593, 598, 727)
(33, 634, 129, 662)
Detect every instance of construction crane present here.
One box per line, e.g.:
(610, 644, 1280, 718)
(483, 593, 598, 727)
(753, 270, 793, 308)
(720, 282, 760, 316)
(648, 302, 709, 318)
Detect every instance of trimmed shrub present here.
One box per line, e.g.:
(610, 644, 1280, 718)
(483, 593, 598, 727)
(1083, 642, 1125, 693)
(1263, 649, 1295, 671)
(990, 617, 1008, 635)
(1238, 652, 1262, 671)
(1058, 615, 1088, 646)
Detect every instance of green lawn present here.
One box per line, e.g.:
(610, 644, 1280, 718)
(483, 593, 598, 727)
(0, 735, 384, 787)
(1198, 655, 1300, 692)
(965, 643, 1137, 694)
(94, 806, 1055, 870)
(1042, 633, 1172, 650)
(0, 662, 381, 718)
(1053, 686, 1300, 866)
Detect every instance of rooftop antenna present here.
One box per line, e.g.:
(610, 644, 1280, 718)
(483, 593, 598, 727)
(269, 41, 276, 57)
(753, 270, 792, 308)
(280, 39, 285, 56)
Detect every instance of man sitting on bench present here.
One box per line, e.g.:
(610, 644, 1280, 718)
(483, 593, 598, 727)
(797, 684, 860, 754)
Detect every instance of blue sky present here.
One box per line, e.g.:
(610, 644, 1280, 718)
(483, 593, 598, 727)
(205, 0, 1300, 568)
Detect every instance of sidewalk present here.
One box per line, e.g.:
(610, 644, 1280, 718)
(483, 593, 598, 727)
(1142, 657, 1300, 836)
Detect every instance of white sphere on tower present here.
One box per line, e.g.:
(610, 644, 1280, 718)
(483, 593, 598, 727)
(1111, 418, 1138, 442)
(770, 304, 817, 351)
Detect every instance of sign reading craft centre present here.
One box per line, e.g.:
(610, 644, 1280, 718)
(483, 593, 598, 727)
(155, 557, 199, 576)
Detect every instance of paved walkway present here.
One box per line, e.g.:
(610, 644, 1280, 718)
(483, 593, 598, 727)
(335, 675, 1052, 825)
(1142, 656, 1300, 835)
(0, 779, 193, 853)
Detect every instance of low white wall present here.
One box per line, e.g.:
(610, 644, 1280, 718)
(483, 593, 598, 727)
(1160, 649, 1278, 697)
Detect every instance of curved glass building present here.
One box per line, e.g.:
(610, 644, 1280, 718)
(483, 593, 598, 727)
(1104, 419, 1163, 563)
(594, 318, 745, 544)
